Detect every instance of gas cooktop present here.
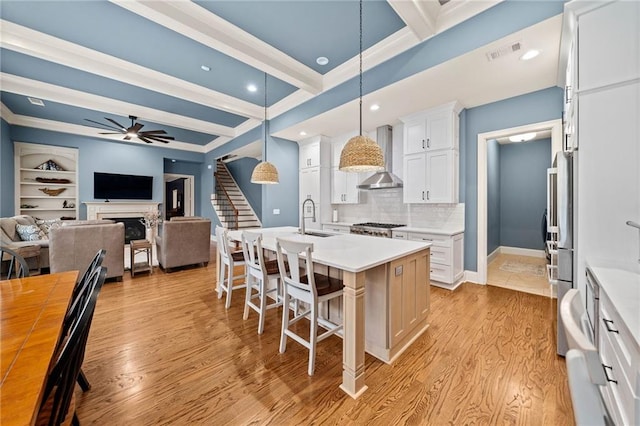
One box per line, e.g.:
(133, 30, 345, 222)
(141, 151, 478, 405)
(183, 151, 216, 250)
(352, 222, 406, 229)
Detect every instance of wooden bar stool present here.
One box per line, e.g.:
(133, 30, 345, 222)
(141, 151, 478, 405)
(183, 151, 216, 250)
(215, 226, 246, 309)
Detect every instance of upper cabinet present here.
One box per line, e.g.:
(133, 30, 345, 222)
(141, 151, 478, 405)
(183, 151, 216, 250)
(299, 135, 330, 169)
(330, 138, 360, 205)
(14, 142, 79, 220)
(400, 102, 461, 204)
(402, 102, 461, 155)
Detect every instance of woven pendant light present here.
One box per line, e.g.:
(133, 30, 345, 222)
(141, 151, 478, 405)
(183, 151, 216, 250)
(251, 73, 279, 184)
(339, 0, 384, 173)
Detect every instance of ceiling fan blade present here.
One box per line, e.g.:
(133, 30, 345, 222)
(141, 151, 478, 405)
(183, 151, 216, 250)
(141, 134, 174, 141)
(139, 129, 167, 134)
(98, 132, 123, 135)
(123, 135, 132, 140)
(144, 135, 171, 143)
(105, 117, 127, 131)
(85, 119, 123, 131)
(138, 136, 154, 144)
(129, 123, 144, 133)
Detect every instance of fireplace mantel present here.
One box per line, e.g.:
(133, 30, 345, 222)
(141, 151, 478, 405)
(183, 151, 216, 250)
(84, 201, 159, 220)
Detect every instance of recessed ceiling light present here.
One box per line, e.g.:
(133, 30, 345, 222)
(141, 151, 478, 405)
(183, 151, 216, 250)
(171, 159, 177, 163)
(520, 49, 540, 61)
(316, 56, 329, 66)
(299, 131, 307, 136)
(370, 104, 380, 111)
(27, 97, 45, 106)
(200, 65, 211, 71)
(247, 84, 257, 92)
(509, 132, 537, 142)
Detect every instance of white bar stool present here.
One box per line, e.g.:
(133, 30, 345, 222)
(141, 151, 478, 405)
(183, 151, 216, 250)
(215, 226, 246, 309)
(240, 231, 284, 334)
(275, 237, 343, 376)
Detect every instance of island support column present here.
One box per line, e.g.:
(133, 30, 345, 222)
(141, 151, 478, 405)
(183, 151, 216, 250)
(340, 270, 368, 398)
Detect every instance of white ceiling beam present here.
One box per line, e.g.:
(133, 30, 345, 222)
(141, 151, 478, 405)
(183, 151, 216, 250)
(387, 0, 440, 41)
(111, 0, 323, 95)
(436, 0, 503, 33)
(1, 102, 17, 123)
(10, 114, 206, 152)
(0, 20, 263, 120)
(1, 73, 237, 138)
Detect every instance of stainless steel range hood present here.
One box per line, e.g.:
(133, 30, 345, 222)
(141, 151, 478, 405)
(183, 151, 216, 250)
(357, 125, 403, 190)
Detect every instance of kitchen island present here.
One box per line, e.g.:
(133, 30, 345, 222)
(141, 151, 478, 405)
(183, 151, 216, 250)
(225, 226, 431, 398)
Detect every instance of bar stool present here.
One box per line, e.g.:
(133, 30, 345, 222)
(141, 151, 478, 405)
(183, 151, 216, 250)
(240, 231, 284, 334)
(215, 226, 246, 309)
(275, 237, 343, 376)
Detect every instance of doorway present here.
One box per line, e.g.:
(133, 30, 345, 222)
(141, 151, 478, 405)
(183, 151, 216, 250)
(163, 174, 194, 220)
(476, 119, 562, 286)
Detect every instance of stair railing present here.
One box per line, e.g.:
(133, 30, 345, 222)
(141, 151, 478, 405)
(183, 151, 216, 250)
(214, 171, 239, 230)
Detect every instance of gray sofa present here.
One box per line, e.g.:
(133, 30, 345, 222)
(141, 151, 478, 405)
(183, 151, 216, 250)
(156, 217, 211, 270)
(0, 215, 51, 269)
(49, 221, 125, 280)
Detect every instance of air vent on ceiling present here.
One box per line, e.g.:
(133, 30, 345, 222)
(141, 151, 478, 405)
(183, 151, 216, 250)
(486, 41, 522, 62)
(27, 97, 45, 107)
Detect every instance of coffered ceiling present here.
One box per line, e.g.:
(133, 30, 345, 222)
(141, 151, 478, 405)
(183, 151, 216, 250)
(0, 0, 562, 154)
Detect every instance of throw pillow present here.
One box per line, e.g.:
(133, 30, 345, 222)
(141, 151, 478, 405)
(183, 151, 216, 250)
(16, 224, 47, 241)
(36, 219, 62, 236)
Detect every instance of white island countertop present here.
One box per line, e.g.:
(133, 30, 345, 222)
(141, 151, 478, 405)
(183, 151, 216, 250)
(589, 265, 640, 347)
(228, 226, 431, 273)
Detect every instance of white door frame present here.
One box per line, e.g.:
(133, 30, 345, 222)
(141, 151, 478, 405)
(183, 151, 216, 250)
(163, 173, 195, 217)
(476, 119, 562, 284)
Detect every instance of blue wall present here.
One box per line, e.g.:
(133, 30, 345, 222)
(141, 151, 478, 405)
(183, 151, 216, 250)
(461, 87, 563, 272)
(487, 139, 500, 255)
(0, 119, 14, 216)
(500, 138, 550, 250)
(226, 157, 262, 218)
(6, 126, 207, 220)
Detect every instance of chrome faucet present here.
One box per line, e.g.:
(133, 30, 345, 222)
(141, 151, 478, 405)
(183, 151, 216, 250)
(626, 220, 640, 263)
(300, 198, 316, 235)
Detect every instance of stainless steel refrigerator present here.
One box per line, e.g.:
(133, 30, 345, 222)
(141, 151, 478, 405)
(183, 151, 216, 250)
(548, 151, 575, 356)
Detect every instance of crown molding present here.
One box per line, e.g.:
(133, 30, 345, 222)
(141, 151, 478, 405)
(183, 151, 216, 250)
(111, 0, 323, 95)
(387, 0, 438, 40)
(1, 102, 16, 123)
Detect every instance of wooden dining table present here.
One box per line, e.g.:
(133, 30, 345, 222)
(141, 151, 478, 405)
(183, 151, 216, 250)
(1, 270, 78, 426)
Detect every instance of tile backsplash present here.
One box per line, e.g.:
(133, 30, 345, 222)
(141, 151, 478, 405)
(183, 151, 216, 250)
(334, 189, 464, 229)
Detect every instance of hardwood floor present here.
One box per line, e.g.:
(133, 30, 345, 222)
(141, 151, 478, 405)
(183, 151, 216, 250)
(76, 248, 573, 425)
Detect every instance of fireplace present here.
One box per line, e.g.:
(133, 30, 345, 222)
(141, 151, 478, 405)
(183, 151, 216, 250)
(111, 217, 146, 244)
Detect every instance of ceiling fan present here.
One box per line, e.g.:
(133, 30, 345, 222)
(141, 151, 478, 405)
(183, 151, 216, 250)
(85, 115, 174, 144)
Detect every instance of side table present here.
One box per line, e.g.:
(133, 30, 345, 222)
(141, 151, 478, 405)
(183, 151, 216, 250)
(130, 239, 152, 277)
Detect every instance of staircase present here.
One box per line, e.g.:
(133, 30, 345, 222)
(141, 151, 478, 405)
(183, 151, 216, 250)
(211, 160, 261, 230)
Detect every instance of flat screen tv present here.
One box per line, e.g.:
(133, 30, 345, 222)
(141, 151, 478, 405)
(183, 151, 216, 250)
(94, 172, 153, 200)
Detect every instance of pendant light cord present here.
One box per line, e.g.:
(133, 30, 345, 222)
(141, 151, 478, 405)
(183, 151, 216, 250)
(264, 72, 268, 162)
(359, 0, 363, 136)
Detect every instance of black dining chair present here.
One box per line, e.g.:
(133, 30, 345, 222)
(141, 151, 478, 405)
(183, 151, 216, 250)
(38, 266, 106, 426)
(0, 246, 30, 279)
(62, 249, 107, 392)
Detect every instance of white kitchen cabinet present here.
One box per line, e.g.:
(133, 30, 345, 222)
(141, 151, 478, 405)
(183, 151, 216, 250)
(392, 230, 464, 290)
(331, 168, 360, 204)
(402, 150, 458, 204)
(14, 142, 79, 220)
(322, 224, 351, 234)
(299, 135, 330, 169)
(401, 101, 461, 155)
(299, 136, 331, 229)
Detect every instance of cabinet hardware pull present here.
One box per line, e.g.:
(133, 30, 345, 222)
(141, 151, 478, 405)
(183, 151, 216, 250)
(427, 138, 430, 148)
(603, 319, 619, 333)
(427, 191, 430, 200)
(422, 139, 425, 149)
(602, 365, 618, 384)
(422, 191, 425, 200)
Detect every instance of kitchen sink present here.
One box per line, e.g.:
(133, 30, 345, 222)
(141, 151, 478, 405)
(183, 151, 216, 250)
(300, 231, 334, 238)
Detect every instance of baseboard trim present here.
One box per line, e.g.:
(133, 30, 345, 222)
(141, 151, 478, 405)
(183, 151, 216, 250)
(487, 247, 500, 264)
(463, 270, 483, 285)
(499, 246, 545, 258)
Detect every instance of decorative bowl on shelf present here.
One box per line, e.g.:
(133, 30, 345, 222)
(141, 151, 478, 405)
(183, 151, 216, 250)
(39, 187, 67, 196)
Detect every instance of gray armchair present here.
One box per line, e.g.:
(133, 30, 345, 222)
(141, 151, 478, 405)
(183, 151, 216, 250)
(156, 218, 211, 270)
